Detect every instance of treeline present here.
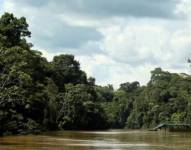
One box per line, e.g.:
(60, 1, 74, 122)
(102, 68, 191, 129)
(0, 13, 191, 135)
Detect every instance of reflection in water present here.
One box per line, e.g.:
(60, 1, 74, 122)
(0, 130, 191, 150)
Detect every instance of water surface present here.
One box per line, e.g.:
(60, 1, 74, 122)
(0, 130, 191, 150)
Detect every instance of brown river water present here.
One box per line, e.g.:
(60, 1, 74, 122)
(0, 130, 191, 150)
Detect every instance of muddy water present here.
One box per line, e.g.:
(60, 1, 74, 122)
(0, 130, 191, 150)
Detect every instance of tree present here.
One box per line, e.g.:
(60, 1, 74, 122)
(0, 12, 31, 49)
(57, 84, 108, 130)
(0, 13, 57, 134)
(119, 81, 140, 93)
(95, 84, 114, 102)
(51, 54, 87, 91)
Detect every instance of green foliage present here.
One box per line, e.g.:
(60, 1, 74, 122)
(102, 82, 141, 128)
(1, 12, 191, 135)
(95, 84, 114, 102)
(57, 84, 108, 130)
(51, 54, 87, 91)
(102, 68, 191, 129)
(0, 13, 107, 135)
(125, 68, 191, 128)
(0, 12, 31, 48)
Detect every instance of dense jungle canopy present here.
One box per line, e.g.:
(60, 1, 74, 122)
(1, 13, 191, 135)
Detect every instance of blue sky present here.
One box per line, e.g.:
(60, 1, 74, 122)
(1, 0, 191, 88)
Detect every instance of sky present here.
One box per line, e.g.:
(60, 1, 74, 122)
(1, 0, 191, 88)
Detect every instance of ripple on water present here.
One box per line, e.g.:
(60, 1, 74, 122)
(0, 130, 191, 150)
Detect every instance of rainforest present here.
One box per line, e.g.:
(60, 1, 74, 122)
(1, 13, 191, 136)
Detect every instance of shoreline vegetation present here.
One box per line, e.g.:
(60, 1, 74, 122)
(1, 12, 191, 136)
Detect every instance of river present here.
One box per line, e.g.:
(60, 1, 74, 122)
(0, 130, 191, 150)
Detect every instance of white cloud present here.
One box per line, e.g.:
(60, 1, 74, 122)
(99, 17, 191, 68)
(175, 0, 191, 18)
(100, 22, 170, 63)
(76, 14, 191, 87)
(77, 54, 156, 88)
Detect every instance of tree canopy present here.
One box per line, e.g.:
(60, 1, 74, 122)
(0, 13, 191, 135)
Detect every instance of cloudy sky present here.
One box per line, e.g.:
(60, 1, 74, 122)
(0, 0, 191, 88)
